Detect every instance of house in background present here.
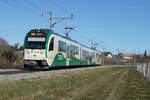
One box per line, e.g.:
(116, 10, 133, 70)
(104, 52, 113, 59)
(119, 53, 133, 60)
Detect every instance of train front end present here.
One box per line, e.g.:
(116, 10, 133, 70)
(23, 29, 49, 69)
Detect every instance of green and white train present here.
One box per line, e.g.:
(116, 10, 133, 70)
(23, 29, 102, 69)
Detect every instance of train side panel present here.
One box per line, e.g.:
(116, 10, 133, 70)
(46, 33, 102, 67)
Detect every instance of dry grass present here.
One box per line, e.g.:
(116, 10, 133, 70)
(0, 66, 150, 100)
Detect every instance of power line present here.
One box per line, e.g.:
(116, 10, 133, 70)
(73, 26, 92, 40)
(3, 0, 91, 41)
(73, 26, 92, 46)
(49, 11, 73, 31)
(49, 0, 53, 11)
(23, 0, 49, 21)
(51, 0, 73, 15)
(1, 0, 48, 22)
(11, 0, 38, 14)
(25, 0, 49, 14)
(54, 24, 91, 45)
(1, 0, 35, 16)
(59, 0, 75, 14)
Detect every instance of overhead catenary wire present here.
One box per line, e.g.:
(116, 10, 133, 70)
(73, 26, 90, 39)
(1, 0, 35, 17)
(10, 0, 38, 15)
(54, 25, 90, 44)
(49, 0, 53, 11)
(50, 0, 97, 48)
(2, 0, 101, 51)
(73, 26, 93, 47)
(1, 0, 48, 22)
(49, 0, 76, 32)
(25, 0, 49, 14)
(23, 0, 49, 22)
(51, 0, 73, 15)
(3, 0, 93, 44)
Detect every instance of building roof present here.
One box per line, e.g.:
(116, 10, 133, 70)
(119, 53, 132, 57)
(103, 52, 112, 56)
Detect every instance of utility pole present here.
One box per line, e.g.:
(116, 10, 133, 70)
(89, 40, 99, 50)
(49, 11, 52, 31)
(116, 49, 126, 65)
(99, 41, 105, 65)
(89, 40, 94, 49)
(116, 49, 120, 65)
(49, 11, 73, 31)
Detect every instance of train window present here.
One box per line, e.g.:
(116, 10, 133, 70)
(86, 51, 89, 59)
(82, 50, 86, 57)
(70, 45, 79, 55)
(49, 37, 54, 51)
(70, 45, 73, 53)
(96, 53, 99, 58)
(82, 50, 89, 59)
(82, 50, 84, 57)
(58, 41, 66, 52)
(91, 52, 95, 58)
(89, 52, 92, 59)
(75, 47, 79, 55)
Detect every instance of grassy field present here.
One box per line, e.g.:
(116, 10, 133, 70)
(0, 66, 150, 100)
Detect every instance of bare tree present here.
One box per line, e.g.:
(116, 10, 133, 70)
(0, 38, 8, 46)
(14, 43, 19, 50)
(143, 50, 148, 59)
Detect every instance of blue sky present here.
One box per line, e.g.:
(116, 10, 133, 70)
(0, 0, 150, 54)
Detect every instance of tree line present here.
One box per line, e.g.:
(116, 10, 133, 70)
(0, 38, 23, 68)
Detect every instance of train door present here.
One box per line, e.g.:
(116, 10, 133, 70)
(80, 47, 82, 65)
(94, 51, 96, 64)
(47, 37, 55, 66)
(66, 45, 70, 66)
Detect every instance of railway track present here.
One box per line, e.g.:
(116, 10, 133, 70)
(0, 65, 132, 83)
(0, 66, 103, 83)
(0, 70, 40, 75)
(0, 65, 99, 75)
(0, 65, 132, 75)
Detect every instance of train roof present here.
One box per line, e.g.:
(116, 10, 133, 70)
(29, 29, 101, 53)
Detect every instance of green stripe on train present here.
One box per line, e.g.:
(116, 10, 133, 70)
(69, 55, 96, 66)
(50, 52, 96, 67)
(51, 53, 66, 67)
(69, 55, 80, 66)
(45, 32, 52, 58)
(89, 58, 96, 65)
(81, 58, 88, 65)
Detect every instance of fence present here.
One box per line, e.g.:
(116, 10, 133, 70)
(137, 60, 150, 81)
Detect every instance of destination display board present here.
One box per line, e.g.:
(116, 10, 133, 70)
(27, 37, 45, 42)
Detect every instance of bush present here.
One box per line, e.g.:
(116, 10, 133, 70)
(0, 38, 23, 68)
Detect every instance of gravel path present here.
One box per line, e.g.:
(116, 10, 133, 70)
(0, 69, 22, 72)
(0, 65, 132, 83)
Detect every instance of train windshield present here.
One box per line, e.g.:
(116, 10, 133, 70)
(25, 37, 46, 49)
